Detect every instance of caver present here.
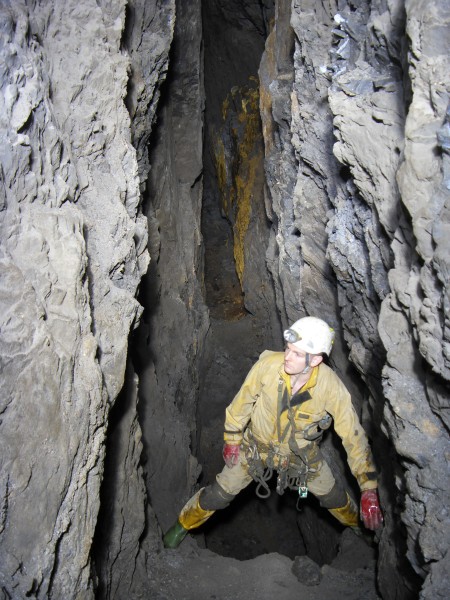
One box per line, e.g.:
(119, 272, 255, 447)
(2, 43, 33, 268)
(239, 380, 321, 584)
(164, 317, 383, 549)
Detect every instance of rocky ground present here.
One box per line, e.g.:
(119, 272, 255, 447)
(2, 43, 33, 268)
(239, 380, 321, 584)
(144, 527, 380, 600)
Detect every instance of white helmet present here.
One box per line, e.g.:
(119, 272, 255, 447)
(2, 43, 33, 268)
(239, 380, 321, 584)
(283, 317, 335, 355)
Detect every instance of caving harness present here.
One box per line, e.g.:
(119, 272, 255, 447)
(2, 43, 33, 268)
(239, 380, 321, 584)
(245, 378, 332, 509)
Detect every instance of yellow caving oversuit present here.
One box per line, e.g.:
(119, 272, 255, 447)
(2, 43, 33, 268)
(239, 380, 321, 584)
(163, 351, 378, 548)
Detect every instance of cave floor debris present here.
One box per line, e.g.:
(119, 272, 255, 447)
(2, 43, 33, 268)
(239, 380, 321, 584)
(144, 528, 380, 600)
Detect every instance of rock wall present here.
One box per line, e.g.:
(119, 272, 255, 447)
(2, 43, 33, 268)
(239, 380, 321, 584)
(260, 1, 449, 598)
(203, 0, 280, 334)
(379, 2, 450, 598)
(132, 0, 209, 534)
(0, 0, 173, 597)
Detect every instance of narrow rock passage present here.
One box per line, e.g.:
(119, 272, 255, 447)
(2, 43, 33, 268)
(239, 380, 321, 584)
(152, 224, 381, 596)
(197, 146, 304, 559)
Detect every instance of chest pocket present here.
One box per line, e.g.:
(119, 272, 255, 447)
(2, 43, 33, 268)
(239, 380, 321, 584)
(290, 392, 320, 428)
(291, 407, 332, 441)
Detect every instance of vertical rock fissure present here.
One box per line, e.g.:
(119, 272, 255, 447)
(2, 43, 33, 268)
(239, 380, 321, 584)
(196, 0, 333, 562)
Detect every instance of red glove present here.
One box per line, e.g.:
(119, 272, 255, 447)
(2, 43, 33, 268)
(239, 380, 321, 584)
(360, 489, 383, 530)
(223, 443, 240, 468)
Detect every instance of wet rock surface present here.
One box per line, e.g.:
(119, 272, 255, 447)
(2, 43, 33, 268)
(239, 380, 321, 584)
(0, 0, 158, 596)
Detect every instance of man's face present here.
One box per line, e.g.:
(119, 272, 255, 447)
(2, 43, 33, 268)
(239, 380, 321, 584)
(284, 343, 322, 375)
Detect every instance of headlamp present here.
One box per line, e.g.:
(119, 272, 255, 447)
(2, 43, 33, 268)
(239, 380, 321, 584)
(283, 328, 301, 344)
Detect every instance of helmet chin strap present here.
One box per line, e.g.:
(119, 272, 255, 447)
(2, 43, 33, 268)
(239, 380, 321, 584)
(301, 353, 311, 374)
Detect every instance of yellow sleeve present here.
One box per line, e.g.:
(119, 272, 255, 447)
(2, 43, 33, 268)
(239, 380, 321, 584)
(223, 357, 266, 444)
(326, 376, 378, 491)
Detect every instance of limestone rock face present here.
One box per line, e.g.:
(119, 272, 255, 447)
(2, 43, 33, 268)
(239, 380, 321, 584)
(91, 2, 176, 596)
(132, 0, 209, 535)
(202, 0, 281, 336)
(0, 0, 173, 597)
(260, 1, 449, 598)
(379, 2, 450, 598)
(126, 0, 176, 193)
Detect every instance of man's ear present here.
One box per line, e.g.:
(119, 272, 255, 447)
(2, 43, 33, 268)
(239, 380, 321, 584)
(310, 354, 323, 368)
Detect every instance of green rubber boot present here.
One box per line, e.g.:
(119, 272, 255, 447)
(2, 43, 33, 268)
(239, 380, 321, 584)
(163, 520, 188, 549)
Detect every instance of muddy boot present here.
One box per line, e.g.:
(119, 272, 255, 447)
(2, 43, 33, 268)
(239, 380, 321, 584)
(328, 493, 359, 528)
(163, 520, 188, 549)
(163, 488, 215, 549)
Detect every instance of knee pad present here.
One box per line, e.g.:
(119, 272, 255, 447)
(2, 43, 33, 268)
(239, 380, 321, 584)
(316, 482, 348, 509)
(199, 481, 236, 510)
